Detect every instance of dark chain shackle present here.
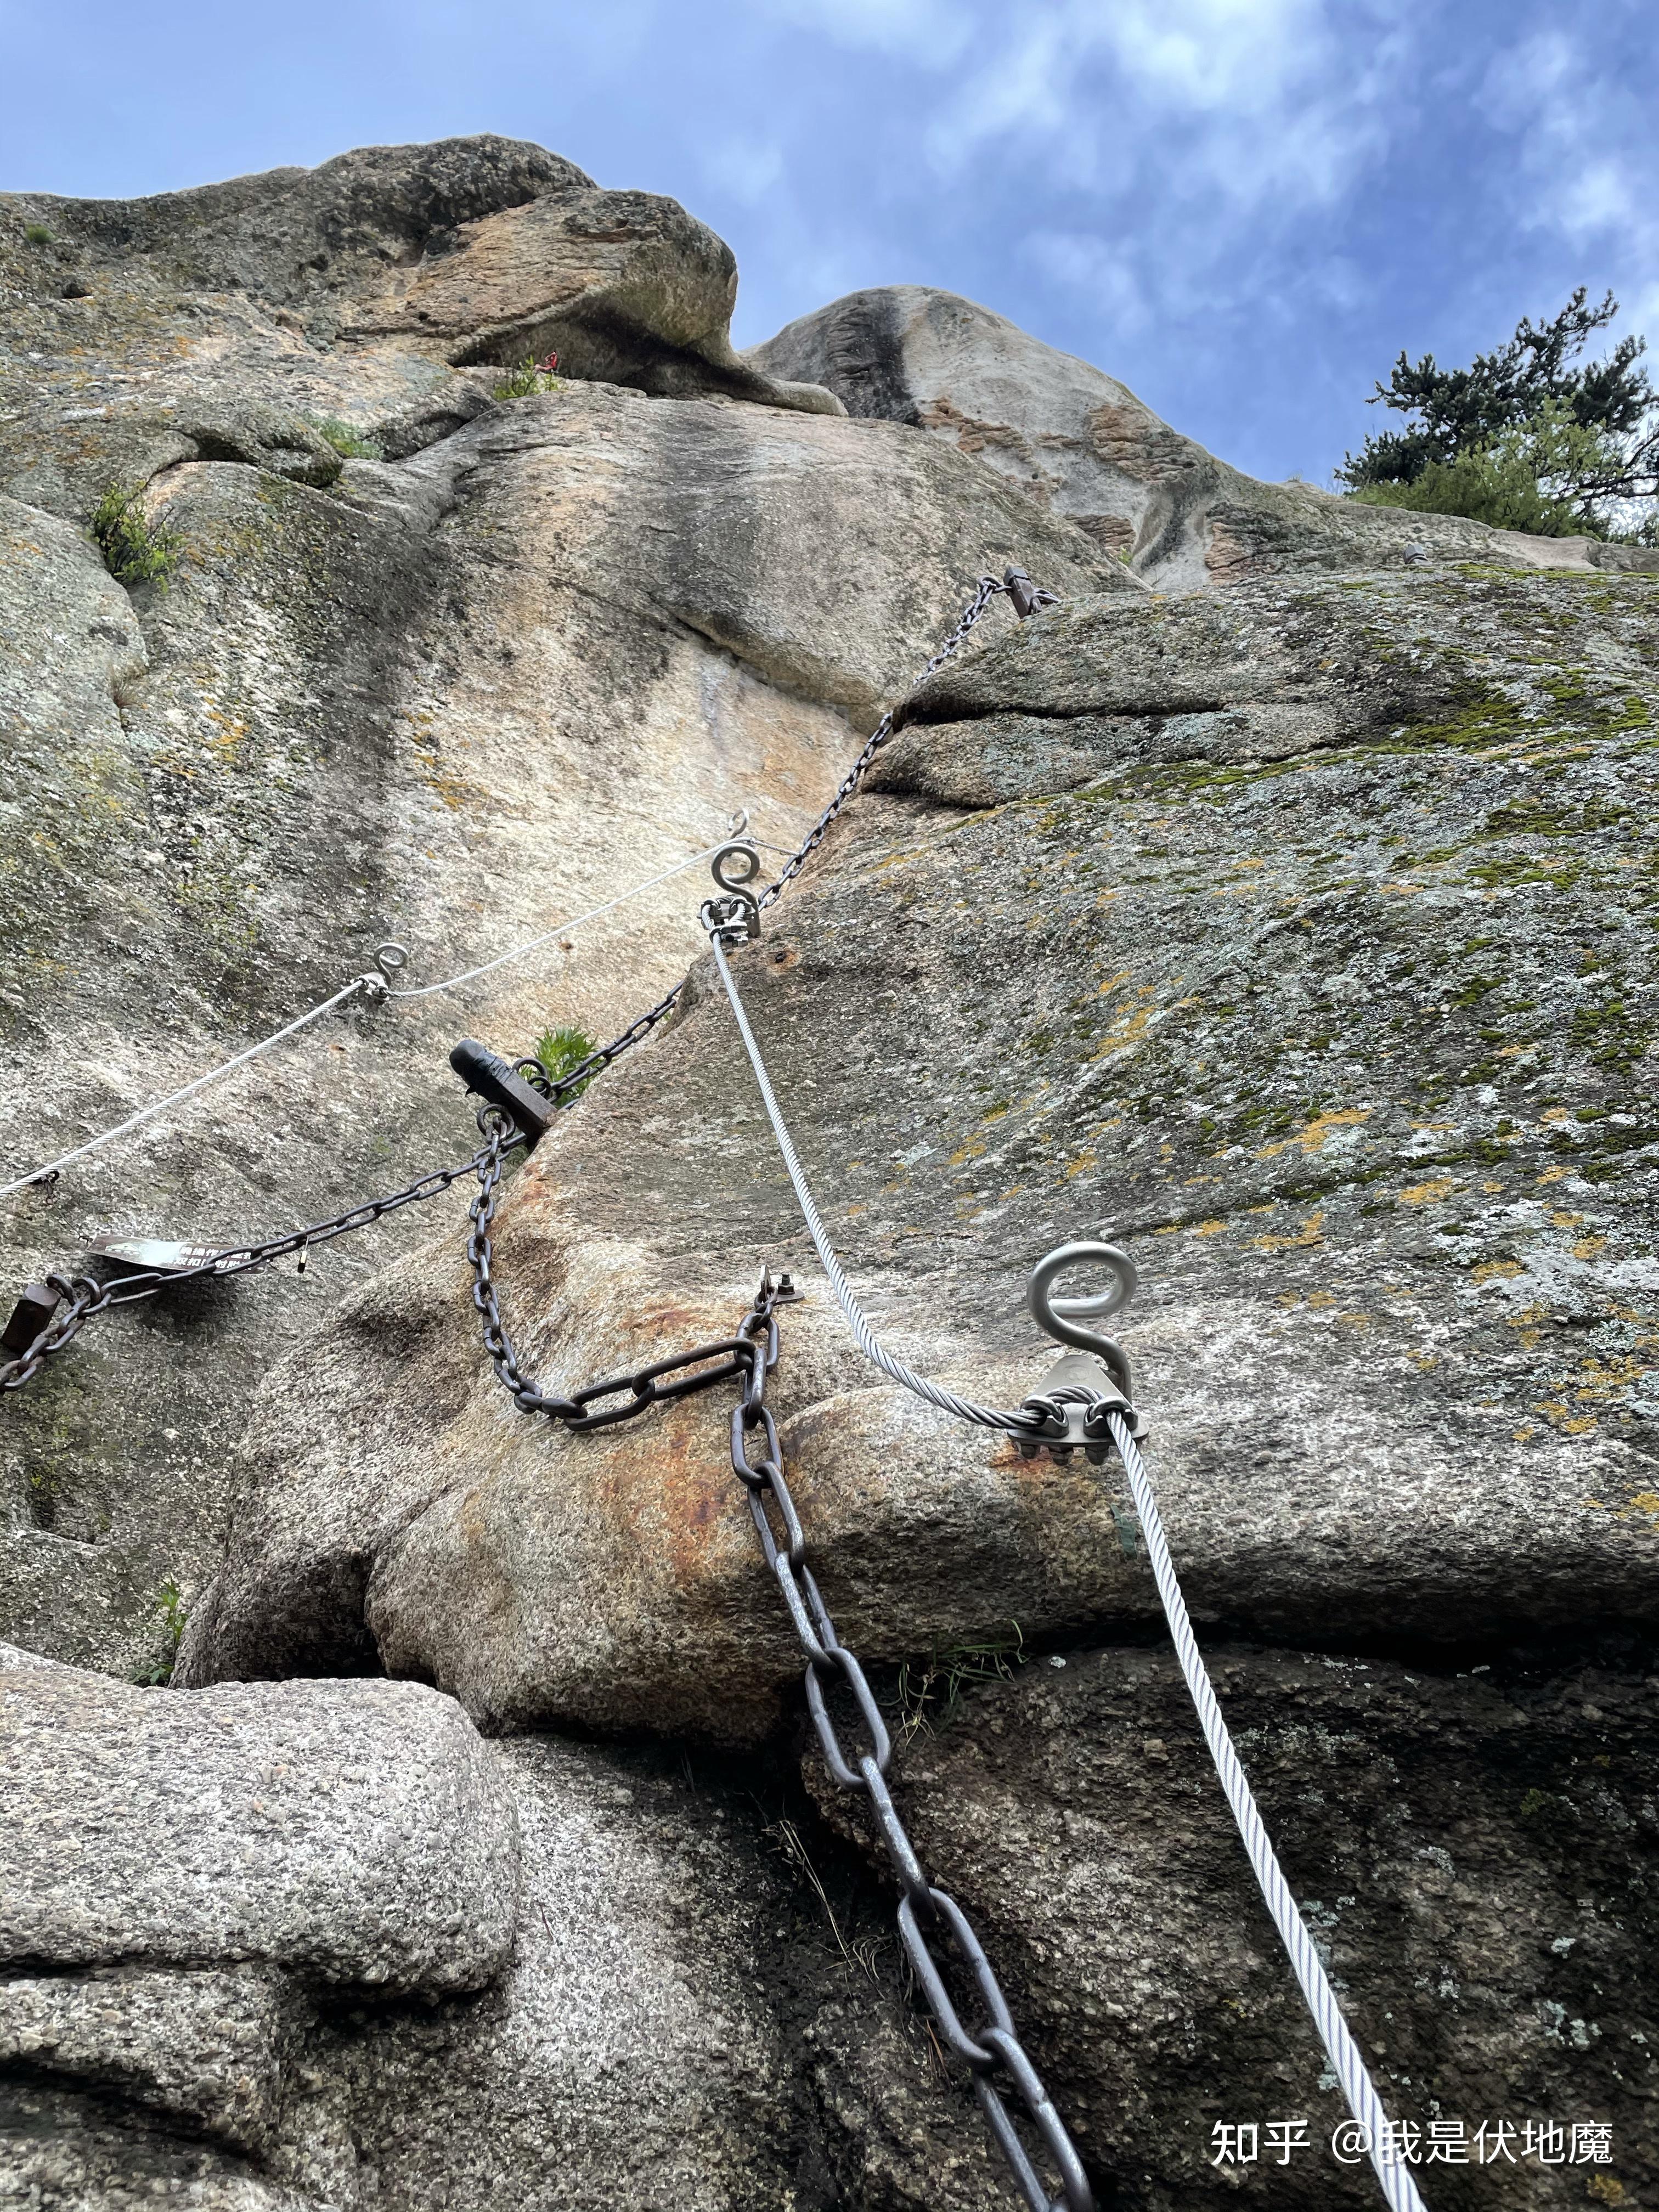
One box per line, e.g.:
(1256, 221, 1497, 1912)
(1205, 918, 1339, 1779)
(725, 1277, 1095, 2212)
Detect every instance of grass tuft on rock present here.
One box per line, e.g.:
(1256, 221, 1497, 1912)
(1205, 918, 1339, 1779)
(132, 1579, 188, 1687)
(22, 222, 52, 246)
(493, 357, 564, 401)
(534, 1024, 598, 1100)
(305, 414, 385, 461)
(89, 482, 182, 591)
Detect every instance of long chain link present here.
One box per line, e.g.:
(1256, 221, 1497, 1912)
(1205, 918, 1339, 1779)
(728, 1273, 1093, 2212)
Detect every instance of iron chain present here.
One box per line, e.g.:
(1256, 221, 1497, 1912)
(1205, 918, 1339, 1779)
(727, 1274, 1096, 2212)
(1, 1140, 514, 1395)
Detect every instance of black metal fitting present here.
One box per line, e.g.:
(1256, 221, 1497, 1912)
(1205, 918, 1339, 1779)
(449, 1039, 558, 1150)
(3, 1282, 61, 1357)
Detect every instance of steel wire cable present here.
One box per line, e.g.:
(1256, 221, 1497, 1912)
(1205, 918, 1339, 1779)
(707, 932, 1045, 1434)
(704, 938, 1429, 2212)
(1105, 1409, 1428, 2212)
(0, 838, 730, 1204)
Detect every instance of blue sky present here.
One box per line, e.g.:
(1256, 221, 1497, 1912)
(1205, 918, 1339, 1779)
(4, 0, 1655, 485)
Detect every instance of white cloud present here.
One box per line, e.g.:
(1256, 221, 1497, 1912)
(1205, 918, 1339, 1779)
(1028, 229, 1151, 333)
(754, 0, 972, 65)
(703, 137, 786, 206)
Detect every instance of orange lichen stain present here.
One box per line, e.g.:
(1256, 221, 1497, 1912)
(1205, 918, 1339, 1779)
(1088, 1006, 1153, 1060)
(1252, 1210, 1325, 1254)
(1400, 1177, 1455, 1207)
(1255, 1107, 1370, 1160)
(1472, 1259, 1524, 1284)
(1573, 1235, 1609, 1260)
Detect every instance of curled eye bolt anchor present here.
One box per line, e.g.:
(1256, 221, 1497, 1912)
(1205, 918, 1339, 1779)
(1015, 1240, 1147, 1463)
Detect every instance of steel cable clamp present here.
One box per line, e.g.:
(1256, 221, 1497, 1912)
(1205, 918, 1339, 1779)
(701, 836, 763, 946)
(1014, 1240, 1147, 1463)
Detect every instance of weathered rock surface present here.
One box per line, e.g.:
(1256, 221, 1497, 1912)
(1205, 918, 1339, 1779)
(8, 131, 1659, 2212)
(809, 1637, 1658, 2208)
(1, 146, 1124, 1682)
(0, 1687, 1005, 2210)
(188, 568, 1659, 1735)
(0, 1645, 518, 1993)
(751, 286, 1659, 591)
(1, 137, 840, 526)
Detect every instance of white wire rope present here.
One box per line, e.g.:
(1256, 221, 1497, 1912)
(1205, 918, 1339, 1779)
(708, 931, 1043, 1430)
(708, 927, 1428, 2212)
(1106, 1411, 1427, 2212)
(0, 838, 729, 1205)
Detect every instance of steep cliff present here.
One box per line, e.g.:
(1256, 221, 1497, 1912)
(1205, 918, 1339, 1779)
(2, 137, 1654, 2212)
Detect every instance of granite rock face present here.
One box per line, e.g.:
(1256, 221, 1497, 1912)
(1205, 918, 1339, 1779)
(0, 1644, 518, 1993)
(5, 132, 1658, 2212)
(0, 143, 1124, 1683)
(806, 1638, 1659, 2209)
(750, 286, 1659, 591)
(188, 568, 1659, 1725)
(0, 1667, 1006, 2211)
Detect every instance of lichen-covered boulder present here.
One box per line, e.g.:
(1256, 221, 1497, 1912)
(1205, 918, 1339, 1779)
(749, 286, 1659, 591)
(185, 567, 1659, 1734)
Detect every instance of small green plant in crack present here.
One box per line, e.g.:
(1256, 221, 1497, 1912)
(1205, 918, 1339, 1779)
(896, 1621, 1025, 1741)
(533, 1024, 597, 1101)
(493, 351, 563, 400)
(23, 223, 53, 246)
(89, 481, 181, 591)
(305, 414, 385, 461)
(132, 1579, 187, 1687)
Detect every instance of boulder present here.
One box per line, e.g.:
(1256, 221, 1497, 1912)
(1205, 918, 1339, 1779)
(0, 136, 839, 532)
(0, 1645, 518, 1994)
(184, 566, 1659, 1736)
(805, 1637, 1658, 2207)
(0, 1705, 1007, 2210)
(749, 286, 1659, 590)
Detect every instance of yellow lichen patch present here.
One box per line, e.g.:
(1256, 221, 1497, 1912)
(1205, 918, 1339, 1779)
(1538, 1166, 1568, 1186)
(1551, 1210, 1584, 1228)
(950, 1136, 988, 1165)
(1482, 1180, 1503, 1193)
(1541, 1107, 1572, 1125)
(1087, 1005, 1153, 1060)
(1195, 1219, 1227, 1237)
(1255, 1107, 1371, 1161)
(1573, 1235, 1608, 1260)
(1620, 1491, 1659, 1526)
(1400, 1176, 1455, 1207)
(1472, 1259, 1524, 1284)
(1307, 1290, 1337, 1310)
(1410, 1351, 1440, 1372)
(1252, 1210, 1325, 1254)
(1513, 1423, 1537, 1441)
